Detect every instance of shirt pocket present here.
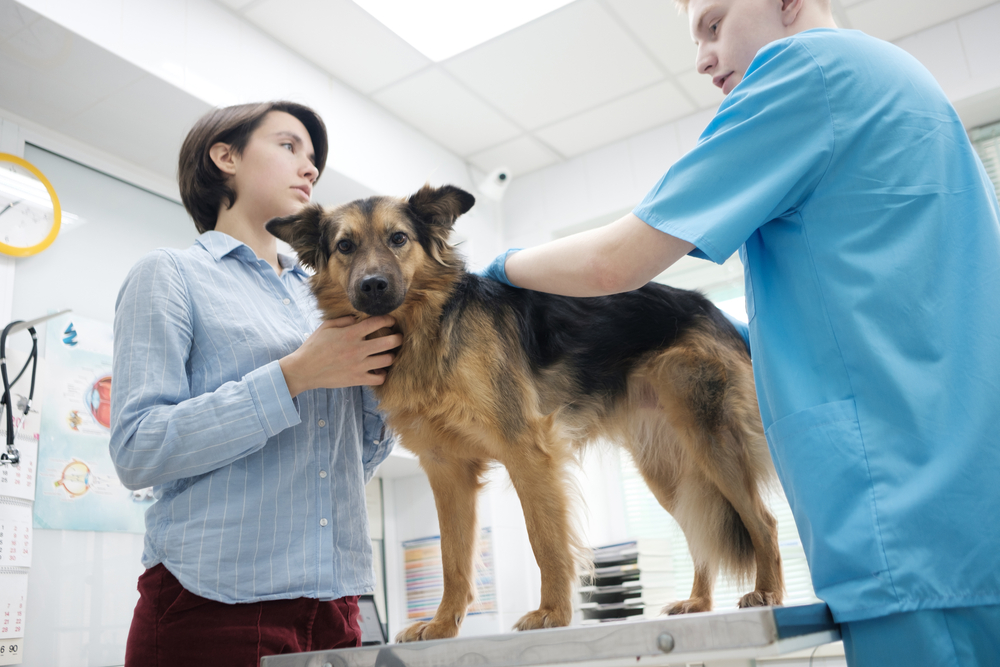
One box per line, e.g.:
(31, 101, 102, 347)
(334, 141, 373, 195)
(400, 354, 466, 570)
(765, 400, 890, 599)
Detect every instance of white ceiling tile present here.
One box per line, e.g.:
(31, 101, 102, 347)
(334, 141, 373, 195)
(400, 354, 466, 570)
(373, 68, 522, 156)
(215, 0, 257, 9)
(675, 69, 725, 108)
(122, 0, 186, 83)
(0, 1, 41, 41)
(534, 80, 694, 157)
(956, 3, 1000, 86)
(0, 21, 146, 119)
(603, 0, 698, 75)
(185, 0, 243, 105)
(895, 22, 971, 97)
(846, 0, 998, 42)
(444, 0, 664, 129)
(57, 75, 210, 172)
(244, 0, 430, 95)
(468, 135, 560, 177)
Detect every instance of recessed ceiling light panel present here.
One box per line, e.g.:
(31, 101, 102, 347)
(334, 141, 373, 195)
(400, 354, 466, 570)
(353, 0, 576, 62)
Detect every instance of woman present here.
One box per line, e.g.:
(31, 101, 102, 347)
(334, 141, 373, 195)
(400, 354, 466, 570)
(110, 101, 402, 665)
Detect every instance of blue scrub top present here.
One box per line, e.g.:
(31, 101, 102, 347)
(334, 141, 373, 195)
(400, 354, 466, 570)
(634, 29, 1000, 623)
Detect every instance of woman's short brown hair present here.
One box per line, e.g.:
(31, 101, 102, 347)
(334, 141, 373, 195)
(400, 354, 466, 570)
(178, 101, 328, 233)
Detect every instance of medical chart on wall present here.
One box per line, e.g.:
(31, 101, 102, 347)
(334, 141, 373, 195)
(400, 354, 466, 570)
(402, 528, 496, 621)
(33, 313, 152, 533)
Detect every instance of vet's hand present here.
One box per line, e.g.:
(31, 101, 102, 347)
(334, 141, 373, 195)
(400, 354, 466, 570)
(279, 316, 402, 396)
(478, 248, 522, 287)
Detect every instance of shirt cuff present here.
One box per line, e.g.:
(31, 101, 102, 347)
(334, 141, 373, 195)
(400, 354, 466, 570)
(244, 360, 301, 439)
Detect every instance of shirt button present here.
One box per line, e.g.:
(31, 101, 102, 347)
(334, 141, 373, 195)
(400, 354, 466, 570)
(319, 470, 327, 478)
(373, 440, 380, 445)
(320, 518, 328, 527)
(282, 298, 290, 305)
(318, 419, 326, 427)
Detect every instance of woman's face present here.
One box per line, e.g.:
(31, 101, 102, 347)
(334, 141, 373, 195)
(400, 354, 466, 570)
(229, 110, 319, 223)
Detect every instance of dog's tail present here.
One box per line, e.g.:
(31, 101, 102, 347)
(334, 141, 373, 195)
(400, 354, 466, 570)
(718, 496, 757, 586)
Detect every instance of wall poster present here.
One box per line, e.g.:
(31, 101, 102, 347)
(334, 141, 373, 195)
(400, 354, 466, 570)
(33, 313, 152, 532)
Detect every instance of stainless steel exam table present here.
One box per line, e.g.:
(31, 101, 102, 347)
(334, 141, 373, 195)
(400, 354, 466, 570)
(261, 603, 840, 667)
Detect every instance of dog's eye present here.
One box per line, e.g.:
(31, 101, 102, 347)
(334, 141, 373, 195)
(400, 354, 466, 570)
(390, 232, 408, 247)
(337, 239, 355, 254)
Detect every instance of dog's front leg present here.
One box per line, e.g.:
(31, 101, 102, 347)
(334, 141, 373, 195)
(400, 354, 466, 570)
(394, 455, 486, 642)
(504, 443, 577, 631)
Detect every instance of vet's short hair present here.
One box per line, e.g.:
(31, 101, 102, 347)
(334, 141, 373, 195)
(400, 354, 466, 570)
(178, 101, 328, 234)
(675, 0, 829, 13)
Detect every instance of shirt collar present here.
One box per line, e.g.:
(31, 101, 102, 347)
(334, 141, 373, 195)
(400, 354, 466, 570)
(196, 231, 309, 278)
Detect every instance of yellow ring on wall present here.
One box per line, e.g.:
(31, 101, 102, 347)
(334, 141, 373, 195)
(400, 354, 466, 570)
(0, 152, 62, 257)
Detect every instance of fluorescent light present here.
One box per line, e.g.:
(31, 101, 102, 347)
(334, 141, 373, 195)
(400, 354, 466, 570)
(353, 0, 576, 62)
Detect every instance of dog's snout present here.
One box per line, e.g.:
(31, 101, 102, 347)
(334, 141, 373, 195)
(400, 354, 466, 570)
(360, 275, 389, 294)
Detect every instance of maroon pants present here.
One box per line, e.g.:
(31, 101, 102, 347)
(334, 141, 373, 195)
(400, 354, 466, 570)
(124, 564, 361, 667)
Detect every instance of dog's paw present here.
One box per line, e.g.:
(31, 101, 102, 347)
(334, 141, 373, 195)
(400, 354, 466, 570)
(512, 607, 572, 631)
(662, 597, 712, 615)
(737, 590, 782, 608)
(393, 620, 459, 643)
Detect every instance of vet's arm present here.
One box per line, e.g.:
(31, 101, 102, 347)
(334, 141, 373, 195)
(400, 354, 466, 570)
(499, 213, 695, 297)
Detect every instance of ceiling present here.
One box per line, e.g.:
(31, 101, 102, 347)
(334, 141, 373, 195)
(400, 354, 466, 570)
(0, 0, 378, 205)
(220, 0, 999, 179)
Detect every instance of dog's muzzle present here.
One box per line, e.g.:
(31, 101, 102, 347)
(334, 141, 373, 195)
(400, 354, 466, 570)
(352, 273, 403, 316)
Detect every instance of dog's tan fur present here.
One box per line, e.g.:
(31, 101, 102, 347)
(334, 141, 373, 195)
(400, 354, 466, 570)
(267, 185, 783, 642)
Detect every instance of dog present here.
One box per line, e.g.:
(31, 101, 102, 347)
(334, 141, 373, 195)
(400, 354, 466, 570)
(266, 184, 784, 642)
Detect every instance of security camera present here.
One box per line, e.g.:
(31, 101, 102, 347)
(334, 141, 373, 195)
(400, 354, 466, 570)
(477, 166, 512, 202)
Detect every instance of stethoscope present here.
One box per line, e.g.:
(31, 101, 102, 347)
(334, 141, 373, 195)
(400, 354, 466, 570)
(0, 310, 70, 467)
(0, 321, 37, 466)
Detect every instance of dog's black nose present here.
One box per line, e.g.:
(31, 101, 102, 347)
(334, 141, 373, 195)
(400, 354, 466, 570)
(360, 276, 389, 294)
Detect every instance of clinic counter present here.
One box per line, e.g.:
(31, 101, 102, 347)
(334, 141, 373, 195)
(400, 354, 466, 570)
(260, 603, 840, 667)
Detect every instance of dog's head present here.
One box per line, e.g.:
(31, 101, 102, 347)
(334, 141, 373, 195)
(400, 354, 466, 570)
(266, 184, 475, 318)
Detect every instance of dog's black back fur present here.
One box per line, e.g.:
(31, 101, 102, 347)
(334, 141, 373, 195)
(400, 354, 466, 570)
(442, 273, 747, 401)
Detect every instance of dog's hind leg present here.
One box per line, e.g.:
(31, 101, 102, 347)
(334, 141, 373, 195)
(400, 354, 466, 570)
(502, 432, 581, 631)
(652, 339, 785, 610)
(625, 438, 722, 614)
(394, 454, 488, 642)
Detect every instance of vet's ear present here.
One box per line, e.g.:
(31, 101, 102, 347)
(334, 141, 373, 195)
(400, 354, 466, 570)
(265, 204, 329, 271)
(407, 184, 476, 232)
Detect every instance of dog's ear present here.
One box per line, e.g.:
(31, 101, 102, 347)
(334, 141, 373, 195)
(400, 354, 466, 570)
(266, 204, 329, 271)
(407, 184, 475, 232)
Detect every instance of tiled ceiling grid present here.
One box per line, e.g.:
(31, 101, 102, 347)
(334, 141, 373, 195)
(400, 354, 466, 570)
(219, 0, 999, 178)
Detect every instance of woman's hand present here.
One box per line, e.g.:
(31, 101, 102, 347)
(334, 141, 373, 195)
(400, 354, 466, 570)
(279, 316, 402, 397)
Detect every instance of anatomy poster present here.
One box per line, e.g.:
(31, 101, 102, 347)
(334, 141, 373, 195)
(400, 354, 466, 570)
(33, 313, 152, 533)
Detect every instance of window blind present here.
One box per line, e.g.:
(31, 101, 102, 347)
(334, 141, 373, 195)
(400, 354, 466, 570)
(970, 120, 1000, 197)
(619, 451, 819, 609)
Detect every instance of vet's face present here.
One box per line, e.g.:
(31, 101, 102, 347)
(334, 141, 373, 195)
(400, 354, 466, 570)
(690, 0, 788, 95)
(329, 200, 419, 316)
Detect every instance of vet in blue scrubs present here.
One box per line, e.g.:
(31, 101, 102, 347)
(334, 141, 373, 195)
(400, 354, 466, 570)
(634, 28, 1000, 665)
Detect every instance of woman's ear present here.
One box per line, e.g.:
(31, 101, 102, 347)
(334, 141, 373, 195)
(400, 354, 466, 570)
(209, 142, 238, 176)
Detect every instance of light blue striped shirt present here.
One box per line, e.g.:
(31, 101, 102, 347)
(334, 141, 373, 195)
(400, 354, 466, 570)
(110, 231, 393, 604)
